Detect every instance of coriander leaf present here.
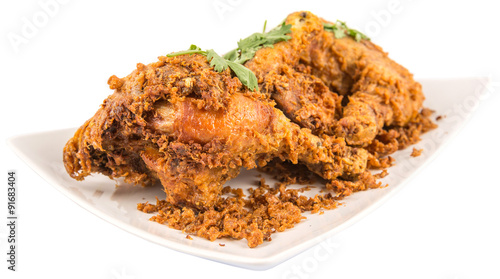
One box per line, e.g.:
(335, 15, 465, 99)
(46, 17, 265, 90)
(334, 28, 346, 39)
(323, 21, 369, 42)
(230, 34, 266, 64)
(169, 46, 257, 91)
(323, 22, 346, 38)
(206, 49, 228, 72)
(347, 28, 369, 42)
(167, 44, 205, 57)
(188, 44, 202, 51)
(322, 22, 336, 31)
(237, 33, 267, 53)
(223, 49, 238, 62)
(226, 60, 258, 91)
(166, 20, 286, 92)
(224, 22, 292, 64)
(236, 47, 259, 64)
(264, 23, 292, 45)
(354, 32, 362, 42)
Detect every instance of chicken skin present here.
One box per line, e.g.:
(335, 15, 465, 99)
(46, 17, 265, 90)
(245, 11, 424, 146)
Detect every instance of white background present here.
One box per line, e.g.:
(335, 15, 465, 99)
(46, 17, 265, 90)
(1, 0, 499, 278)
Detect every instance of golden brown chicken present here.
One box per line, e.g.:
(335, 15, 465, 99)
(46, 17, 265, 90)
(245, 11, 424, 146)
(63, 12, 435, 246)
(63, 54, 369, 209)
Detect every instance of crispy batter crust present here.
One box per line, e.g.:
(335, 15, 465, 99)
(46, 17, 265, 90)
(245, 12, 425, 146)
(63, 11, 436, 247)
(63, 53, 369, 209)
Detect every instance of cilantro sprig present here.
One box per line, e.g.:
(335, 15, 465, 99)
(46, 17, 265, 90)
(323, 20, 369, 42)
(166, 21, 292, 91)
(224, 22, 292, 64)
(167, 20, 366, 90)
(167, 45, 258, 91)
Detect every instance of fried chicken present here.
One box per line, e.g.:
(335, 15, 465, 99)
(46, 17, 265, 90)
(63, 54, 368, 209)
(245, 11, 424, 146)
(63, 11, 433, 228)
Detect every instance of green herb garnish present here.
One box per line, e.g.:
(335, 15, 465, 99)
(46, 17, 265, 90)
(224, 22, 292, 64)
(167, 45, 258, 91)
(167, 21, 292, 91)
(323, 20, 369, 42)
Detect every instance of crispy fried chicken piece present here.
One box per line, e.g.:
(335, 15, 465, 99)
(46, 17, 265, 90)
(245, 11, 424, 146)
(63, 54, 367, 209)
(142, 92, 367, 208)
(64, 54, 239, 187)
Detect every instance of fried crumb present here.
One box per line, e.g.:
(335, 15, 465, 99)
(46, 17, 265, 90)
(137, 124, 436, 248)
(374, 169, 389, 179)
(411, 148, 423, 157)
(186, 235, 193, 240)
(137, 201, 157, 213)
(138, 170, 342, 248)
(219, 243, 225, 247)
(138, 113, 435, 248)
(436, 115, 445, 121)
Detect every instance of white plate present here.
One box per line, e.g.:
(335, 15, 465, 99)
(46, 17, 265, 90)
(7, 77, 489, 270)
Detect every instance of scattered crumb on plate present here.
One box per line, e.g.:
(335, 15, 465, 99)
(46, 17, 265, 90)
(411, 148, 423, 157)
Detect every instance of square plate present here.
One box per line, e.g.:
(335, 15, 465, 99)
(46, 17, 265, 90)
(7, 77, 489, 270)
